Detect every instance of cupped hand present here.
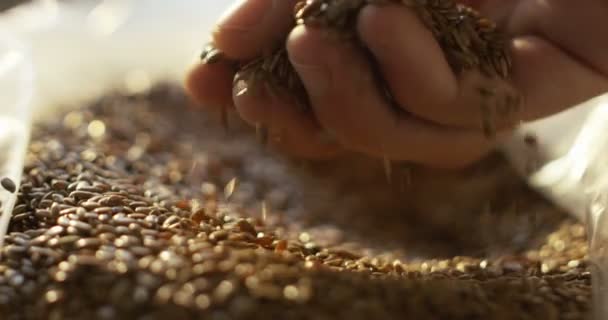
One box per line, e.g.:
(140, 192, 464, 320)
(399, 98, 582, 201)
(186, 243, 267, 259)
(186, 0, 608, 168)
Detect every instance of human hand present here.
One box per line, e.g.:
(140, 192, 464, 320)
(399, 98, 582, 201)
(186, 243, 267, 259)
(186, 0, 608, 168)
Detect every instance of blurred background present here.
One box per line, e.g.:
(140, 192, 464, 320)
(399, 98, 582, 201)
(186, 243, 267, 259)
(0, 0, 229, 118)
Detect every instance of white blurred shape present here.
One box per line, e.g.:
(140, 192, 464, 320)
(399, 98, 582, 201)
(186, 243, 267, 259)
(0, 31, 34, 252)
(0, 0, 230, 119)
(0, 50, 23, 75)
(124, 69, 152, 94)
(87, 0, 133, 36)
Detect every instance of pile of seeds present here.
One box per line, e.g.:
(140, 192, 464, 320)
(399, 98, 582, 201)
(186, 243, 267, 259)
(0, 84, 591, 319)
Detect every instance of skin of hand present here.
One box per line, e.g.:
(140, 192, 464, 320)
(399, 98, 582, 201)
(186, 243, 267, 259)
(186, 0, 608, 169)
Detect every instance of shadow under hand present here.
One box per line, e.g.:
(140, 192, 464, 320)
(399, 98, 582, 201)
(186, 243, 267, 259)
(284, 152, 570, 259)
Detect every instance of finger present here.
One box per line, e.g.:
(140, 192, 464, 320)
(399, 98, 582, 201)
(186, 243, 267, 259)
(478, 0, 519, 26)
(357, 5, 458, 123)
(287, 25, 500, 168)
(481, 0, 608, 120)
(213, 0, 299, 60)
(509, 35, 608, 122)
(232, 78, 343, 159)
(287, 25, 394, 153)
(185, 62, 235, 113)
(358, 5, 521, 131)
(507, 0, 608, 75)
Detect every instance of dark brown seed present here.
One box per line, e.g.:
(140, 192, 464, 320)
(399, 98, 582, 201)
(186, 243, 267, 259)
(29, 246, 61, 259)
(255, 236, 274, 247)
(191, 209, 208, 224)
(1, 178, 16, 193)
(274, 240, 288, 253)
(200, 44, 225, 64)
(70, 191, 96, 200)
(4, 245, 27, 257)
(236, 220, 256, 236)
(12, 204, 27, 215)
(524, 134, 538, 147)
(209, 230, 229, 242)
(35, 209, 52, 219)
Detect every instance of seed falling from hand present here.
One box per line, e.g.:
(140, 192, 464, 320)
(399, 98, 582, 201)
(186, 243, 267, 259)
(224, 178, 238, 200)
(261, 200, 268, 222)
(220, 105, 229, 131)
(256, 123, 269, 146)
(399, 166, 412, 192)
(1, 177, 16, 193)
(383, 155, 392, 184)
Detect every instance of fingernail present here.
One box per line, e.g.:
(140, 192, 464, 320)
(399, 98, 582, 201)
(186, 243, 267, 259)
(292, 61, 330, 98)
(218, 0, 275, 32)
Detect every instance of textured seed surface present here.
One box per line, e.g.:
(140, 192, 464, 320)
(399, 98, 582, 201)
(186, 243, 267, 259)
(1, 178, 16, 194)
(0, 83, 590, 319)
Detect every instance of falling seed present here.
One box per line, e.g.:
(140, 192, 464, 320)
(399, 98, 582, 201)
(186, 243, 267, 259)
(399, 166, 412, 193)
(261, 201, 268, 222)
(234, 79, 248, 97)
(224, 178, 238, 200)
(256, 123, 269, 146)
(220, 105, 229, 131)
(1, 177, 16, 193)
(382, 156, 392, 184)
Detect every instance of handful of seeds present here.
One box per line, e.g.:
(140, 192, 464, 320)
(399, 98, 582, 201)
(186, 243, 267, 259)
(201, 0, 523, 138)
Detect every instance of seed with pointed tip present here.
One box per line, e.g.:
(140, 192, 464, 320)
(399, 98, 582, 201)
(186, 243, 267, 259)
(200, 44, 225, 64)
(1, 178, 16, 193)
